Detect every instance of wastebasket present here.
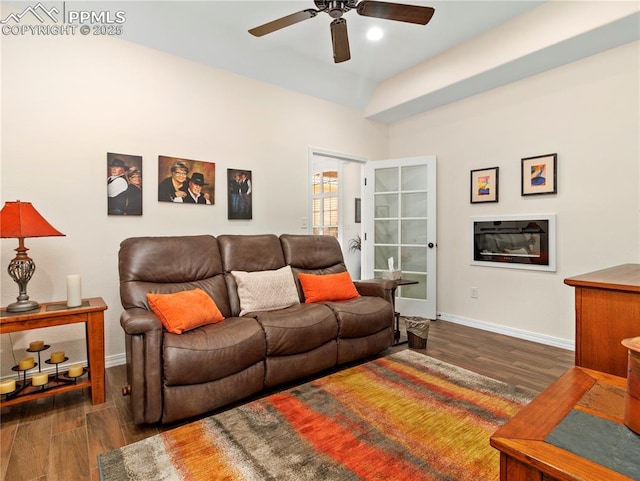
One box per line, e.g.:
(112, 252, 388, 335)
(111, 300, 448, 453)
(406, 318, 430, 349)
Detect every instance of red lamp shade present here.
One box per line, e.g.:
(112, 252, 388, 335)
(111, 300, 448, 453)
(1, 201, 65, 238)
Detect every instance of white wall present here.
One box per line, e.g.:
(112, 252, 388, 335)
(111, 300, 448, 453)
(0, 31, 388, 372)
(388, 41, 640, 347)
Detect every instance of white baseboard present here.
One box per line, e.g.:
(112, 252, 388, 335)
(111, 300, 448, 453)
(437, 312, 575, 351)
(106, 352, 127, 369)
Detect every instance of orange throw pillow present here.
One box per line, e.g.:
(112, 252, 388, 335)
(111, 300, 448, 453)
(298, 271, 360, 303)
(146, 288, 225, 334)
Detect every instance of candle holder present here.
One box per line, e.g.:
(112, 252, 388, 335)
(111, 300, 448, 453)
(64, 367, 88, 381)
(9, 362, 37, 398)
(30, 372, 49, 390)
(45, 356, 75, 384)
(0, 377, 19, 399)
(26, 344, 50, 373)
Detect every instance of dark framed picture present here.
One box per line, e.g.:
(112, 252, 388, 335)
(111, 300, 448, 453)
(107, 152, 143, 216)
(227, 169, 252, 219)
(470, 167, 499, 203)
(355, 198, 361, 223)
(158, 156, 215, 205)
(521, 153, 557, 196)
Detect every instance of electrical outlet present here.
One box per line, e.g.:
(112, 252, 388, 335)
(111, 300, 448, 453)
(471, 287, 478, 299)
(300, 217, 307, 229)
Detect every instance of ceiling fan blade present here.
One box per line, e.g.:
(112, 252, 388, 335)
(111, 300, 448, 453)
(356, 1, 435, 25)
(330, 18, 351, 63)
(249, 9, 318, 37)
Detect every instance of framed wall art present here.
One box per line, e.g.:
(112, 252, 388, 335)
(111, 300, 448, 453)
(107, 152, 142, 216)
(158, 156, 215, 205)
(470, 167, 499, 204)
(521, 153, 557, 196)
(227, 169, 252, 219)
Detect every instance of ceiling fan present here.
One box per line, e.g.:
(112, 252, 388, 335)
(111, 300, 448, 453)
(248, 1, 435, 64)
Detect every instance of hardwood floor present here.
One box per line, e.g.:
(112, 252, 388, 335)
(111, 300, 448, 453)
(0, 320, 574, 481)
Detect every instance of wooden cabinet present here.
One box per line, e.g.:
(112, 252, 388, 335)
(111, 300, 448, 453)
(564, 264, 640, 377)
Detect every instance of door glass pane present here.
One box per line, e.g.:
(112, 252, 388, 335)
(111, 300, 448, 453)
(401, 165, 428, 191)
(401, 220, 428, 245)
(375, 194, 398, 218)
(401, 192, 427, 218)
(401, 246, 426, 272)
(375, 245, 399, 271)
(375, 220, 398, 244)
(375, 168, 398, 192)
(324, 197, 338, 226)
(323, 171, 338, 193)
(325, 227, 338, 237)
(312, 173, 321, 194)
(398, 273, 427, 300)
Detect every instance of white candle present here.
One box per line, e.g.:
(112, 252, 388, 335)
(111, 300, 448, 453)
(66, 274, 82, 307)
(68, 364, 83, 377)
(0, 379, 16, 394)
(29, 340, 44, 351)
(18, 356, 35, 370)
(31, 372, 48, 386)
(50, 351, 65, 363)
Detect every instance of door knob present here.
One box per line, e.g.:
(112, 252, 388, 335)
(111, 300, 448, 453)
(428, 242, 435, 248)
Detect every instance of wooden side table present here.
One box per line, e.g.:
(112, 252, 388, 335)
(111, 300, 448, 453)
(363, 278, 419, 344)
(564, 264, 640, 377)
(491, 367, 635, 481)
(0, 297, 107, 406)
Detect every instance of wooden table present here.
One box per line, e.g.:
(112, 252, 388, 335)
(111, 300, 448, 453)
(0, 297, 107, 406)
(365, 278, 419, 344)
(564, 264, 640, 377)
(491, 367, 635, 481)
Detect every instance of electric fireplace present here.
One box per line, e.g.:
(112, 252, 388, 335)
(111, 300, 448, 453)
(471, 214, 556, 271)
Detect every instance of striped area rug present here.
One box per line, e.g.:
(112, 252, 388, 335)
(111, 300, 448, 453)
(99, 350, 533, 481)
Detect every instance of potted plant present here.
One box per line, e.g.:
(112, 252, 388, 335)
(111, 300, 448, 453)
(348, 235, 361, 253)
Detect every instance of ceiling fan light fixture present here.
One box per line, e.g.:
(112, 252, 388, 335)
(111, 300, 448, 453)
(366, 26, 384, 41)
(249, 0, 435, 62)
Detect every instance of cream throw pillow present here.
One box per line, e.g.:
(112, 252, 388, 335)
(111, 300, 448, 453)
(232, 265, 300, 316)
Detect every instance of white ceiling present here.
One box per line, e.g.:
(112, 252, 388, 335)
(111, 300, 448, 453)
(108, 0, 546, 109)
(27, 1, 636, 121)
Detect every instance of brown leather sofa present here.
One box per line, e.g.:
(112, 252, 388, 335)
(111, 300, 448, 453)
(118, 234, 394, 424)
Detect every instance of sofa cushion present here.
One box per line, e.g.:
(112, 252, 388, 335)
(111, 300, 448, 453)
(163, 317, 266, 386)
(325, 296, 394, 338)
(280, 234, 344, 269)
(231, 266, 300, 316)
(255, 303, 338, 356)
(298, 271, 360, 303)
(147, 288, 225, 334)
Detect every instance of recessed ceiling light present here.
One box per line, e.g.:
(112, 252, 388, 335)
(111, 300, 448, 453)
(366, 27, 383, 42)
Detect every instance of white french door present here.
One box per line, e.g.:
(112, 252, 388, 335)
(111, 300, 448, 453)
(363, 156, 437, 319)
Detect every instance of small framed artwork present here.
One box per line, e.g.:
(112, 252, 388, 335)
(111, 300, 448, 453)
(227, 169, 252, 219)
(107, 152, 143, 216)
(355, 198, 361, 223)
(470, 167, 499, 203)
(158, 156, 215, 205)
(521, 153, 557, 196)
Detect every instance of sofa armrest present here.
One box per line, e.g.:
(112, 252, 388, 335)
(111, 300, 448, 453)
(120, 307, 163, 334)
(354, 279, 395, 304)
(120, 307, 164, 424)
